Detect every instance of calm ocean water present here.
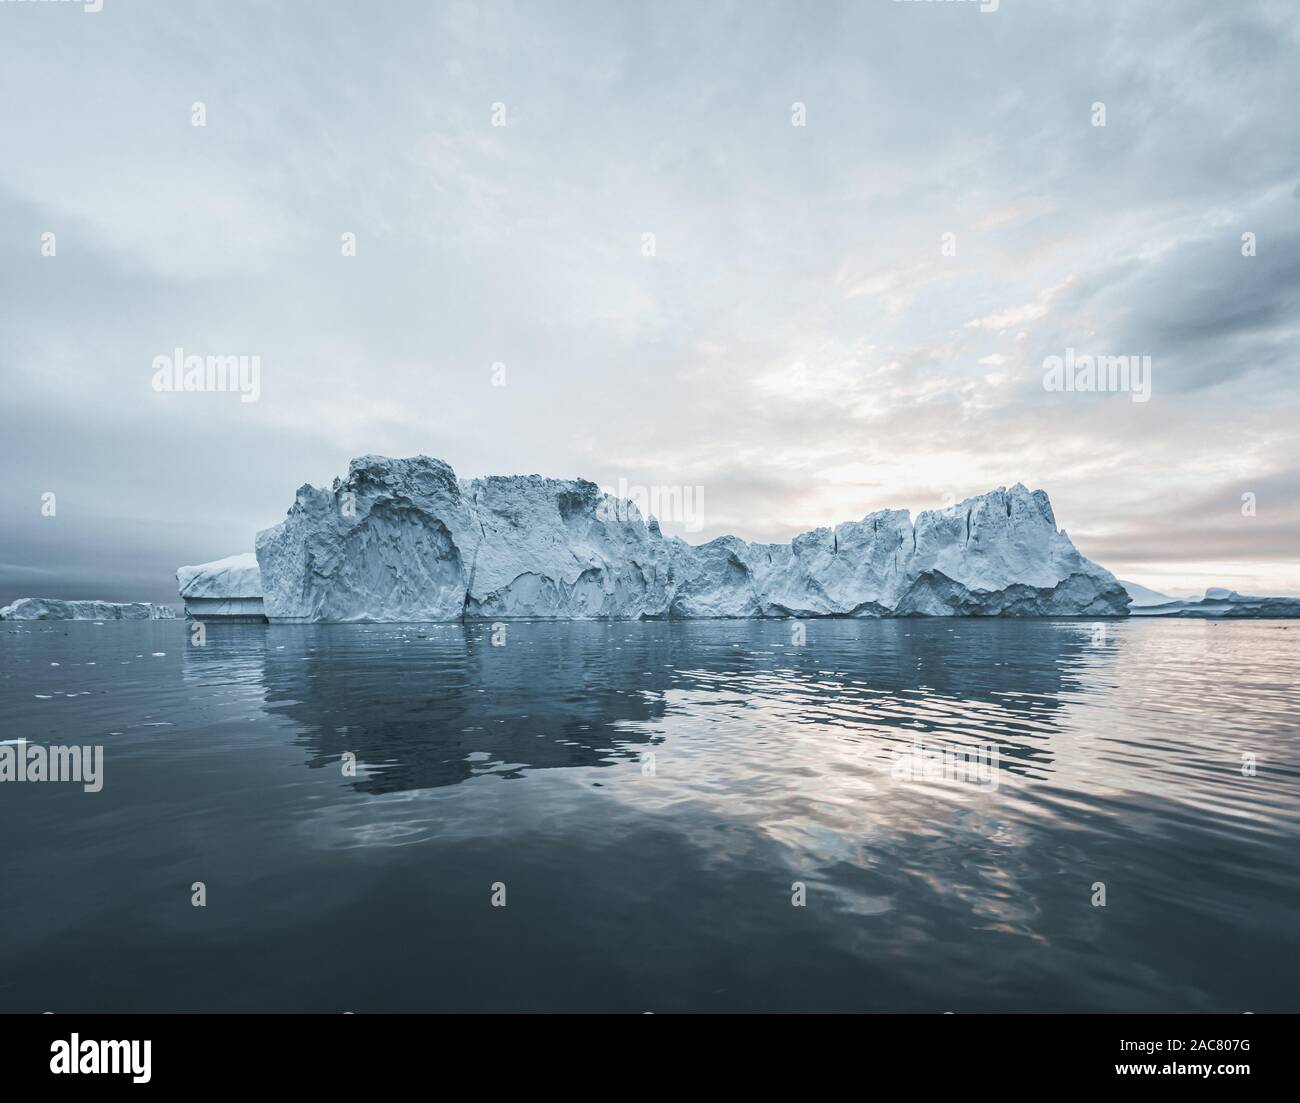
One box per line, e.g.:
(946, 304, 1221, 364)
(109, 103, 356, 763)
(1, 618, 1297, 1012)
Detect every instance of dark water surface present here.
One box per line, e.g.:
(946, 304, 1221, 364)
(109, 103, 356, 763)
(1, 618, 1297, 1012)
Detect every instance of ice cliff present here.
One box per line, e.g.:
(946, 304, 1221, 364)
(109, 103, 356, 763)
(0, 598, 175, 621)
(251, 454, 1130, 622)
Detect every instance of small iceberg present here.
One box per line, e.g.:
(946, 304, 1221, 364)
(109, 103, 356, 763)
(175, 552, 266, 622)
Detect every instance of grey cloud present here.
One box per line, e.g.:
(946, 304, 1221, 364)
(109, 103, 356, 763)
(1, 0, 1298, 602)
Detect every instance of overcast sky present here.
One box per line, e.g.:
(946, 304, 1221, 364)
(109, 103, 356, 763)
(2, 0, 1298, 604)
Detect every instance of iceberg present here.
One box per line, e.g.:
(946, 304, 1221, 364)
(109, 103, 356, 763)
(250, 454, 1130, 622)
(176, 552, 266, 621)
(1127, 587, 1300, 618)
(0, 598, 176, 621)
(1121, 579, 1174, 607)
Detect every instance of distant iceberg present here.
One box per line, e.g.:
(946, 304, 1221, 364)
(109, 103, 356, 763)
(240, 454, 1130, 622)
(1128, 588, 1300, 618)
(1120, 579, 1174, 607)
(0, 598, 175, 621)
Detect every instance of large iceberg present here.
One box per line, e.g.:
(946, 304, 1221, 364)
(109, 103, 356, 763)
(251, 454, 1130, 622)
(176, 552, 266, 621)
(0, 598, 175, 621)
